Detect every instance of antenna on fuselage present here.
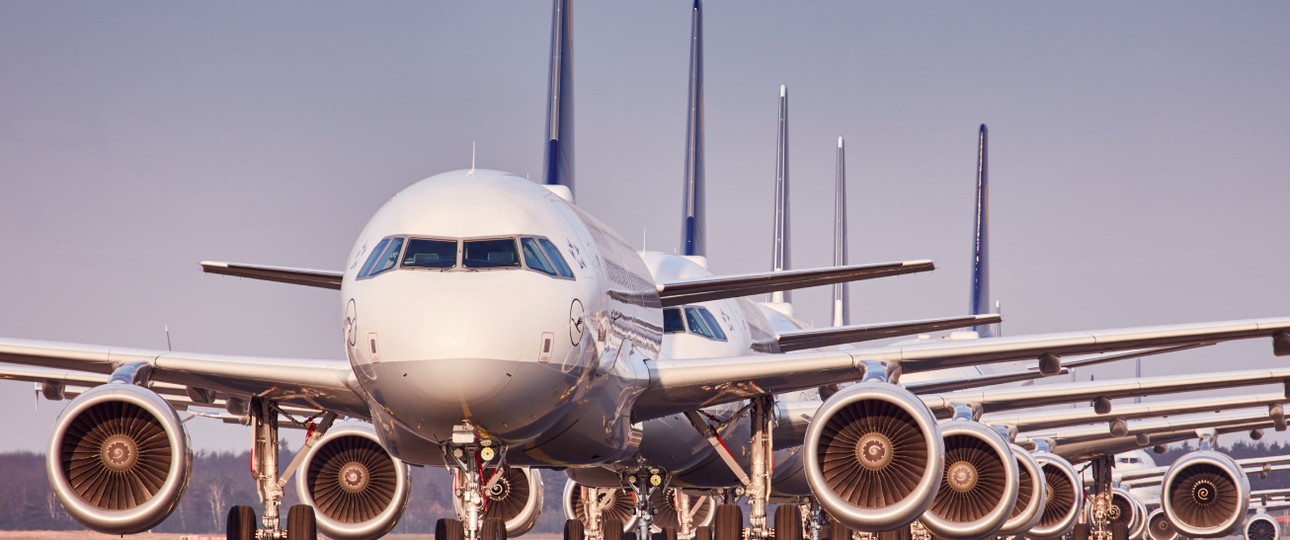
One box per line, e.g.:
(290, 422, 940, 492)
(832, 136, 849, 327)
(970, 124, 993, 337)
(541, 0, 575, 199)
(471, 141, 477, 174)
(679, 0, 705, 257)
(770, 84, 790, 304)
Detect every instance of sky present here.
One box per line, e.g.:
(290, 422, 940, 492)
(1, 2, 1289, 453)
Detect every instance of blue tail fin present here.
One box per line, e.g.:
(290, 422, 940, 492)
(970, 124, 992, 337)
(770, 85, 791, 303)
(541, 0, 575, 197)
(832, 136, 850, 327)
(680, 0, 705, 257)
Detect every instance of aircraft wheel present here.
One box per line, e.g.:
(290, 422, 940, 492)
(483, 517, 508, 540)
(564, 518, 587, 540)
(1073, 523, 1091, 540)
(827, 520, 853, 540)
(436, 518, 466, 540)
(286, 504, 317, 540)
(1112, 521, 1130, 540)
(695, 525, 712, 540)
(714, 504, 743, 540)
(661, 525, 678, 540)
(227, 505, 256, 540)
(603, 517, 625, 540)
(775, 505, 802, 540)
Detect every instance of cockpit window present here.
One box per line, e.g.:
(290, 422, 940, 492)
(520, 237, 558, 276)
(685, 307, 717, 339)
(359, 236, 405, 278)
(538, 238, 575, 278)
(463, 238, 521, 269)
(697, 307, 728, 341)
(664, 308, 685, 333)
(402, 238, 457, 269)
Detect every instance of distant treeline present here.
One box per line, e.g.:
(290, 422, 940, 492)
(4, 440, 1290, 534)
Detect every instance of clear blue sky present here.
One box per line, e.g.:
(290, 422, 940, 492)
(1, 2, 1289, 452)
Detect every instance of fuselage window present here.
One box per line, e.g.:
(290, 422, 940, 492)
(520, 237, 558, 276)
(538, 238, 575, 278)
(358, 237, 391, 278)
(664, 307, 685, 333)
(698, 307, 728, 341)
(360, 236, 405, 278)
(402, 238, 457, 269)
(464, 238, 521, 269)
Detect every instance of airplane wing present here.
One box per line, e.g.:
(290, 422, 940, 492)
(0, 338, 367, 418)
(982, 392, 1287, 432)
(200, 261, 343, 290)
(1028, 410, 1281, 462)
(776, 314, 1002, 352)
(635, 316, 1290, 419)
(904, 364, 1063, 394)
(655, 260, 934, 307)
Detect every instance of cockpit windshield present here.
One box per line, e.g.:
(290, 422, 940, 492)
(357, 234, 576, 280)
(403, 238, 456, 269)
(464, 239, 521, 269)
(663, 306, 728, 341)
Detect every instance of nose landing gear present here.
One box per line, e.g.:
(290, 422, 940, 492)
(442, 422, 510, 540)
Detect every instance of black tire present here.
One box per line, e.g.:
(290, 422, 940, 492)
(437, 518, 466, 540)
(227, 505, 256, 540)
(483, 517, 508, 540)
(774, 505, 802, 540)
(603, 517, 625, 540)
(624, 532, 638, 540)
(827, 520, 851, 540)
(286, 505, 317, 540)
(1112, 521, 1130, 540)
(565, 518, 587, 540)
(662, 526, 678, 540)
(695, 525, 713, 540)
(1073, 523, 1091, 540)
(714, 504, 743, 540)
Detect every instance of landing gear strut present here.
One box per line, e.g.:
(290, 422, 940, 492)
(1088, 455, 1119, 540)
(231, 397, 335, 540)
(445, 422, 508, 540)
(622, 463, 669, 540)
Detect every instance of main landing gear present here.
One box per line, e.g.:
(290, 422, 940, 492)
(227, 397, 336, 540)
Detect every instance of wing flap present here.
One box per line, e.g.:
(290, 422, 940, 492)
(776, 314, 1002, 352)
(200, 261, 342, 290)
(656, 260, 934, 307)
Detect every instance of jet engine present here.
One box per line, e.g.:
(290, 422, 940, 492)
(1027, 452, 1084, 539)
(46, 383, 192, 535)
(919, 421, 1019, 539)
(1145, 508, 1179, 540)
(803, 382, 945, 531)
(1105, 488, 1146, 540)
(998, 444, 1047, 536)
(296, 425, 411, 540)
(1245, 512, 1280, 540)
(653, 489, 716, 531)
(1161, 450, 1250, 538)
(563, 480, 639, 532)
(454, 466, 544, 536)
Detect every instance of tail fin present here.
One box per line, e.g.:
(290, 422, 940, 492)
(770, 85, 791, 303)
(541, 0, 575, 197)
(832, 136, 850, 327)
(970, 124, 992, 337)
(680, 0, 705, 257)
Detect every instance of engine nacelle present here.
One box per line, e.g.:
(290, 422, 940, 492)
(1245, 512, 1280, 540)
(296, 425, 411, 540)
(920, 421, 1019, 539)
(563, 480, 640, 532)
(1104, 488, 1146, 540)
(1145, 508, 1179, 540)
(1161, 450, 1250, 538)
(998, 444, 1047, 536)
(454, 466, 544, 536)
(804, 382, 945, 531)
(47, 383, 192, 535)
(1028, 452, 1084, 539)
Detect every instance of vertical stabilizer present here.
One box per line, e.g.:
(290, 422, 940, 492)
(770, 85, 791, 303)
(970, 124, 992, 337)
(832, 136, 850, 327)
(541, 0, 575, 197)
(680, 0, 705, 257)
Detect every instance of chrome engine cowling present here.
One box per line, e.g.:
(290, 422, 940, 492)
(296, 425, 411, 540)
(1108, 488, 1146, 540)
(804, 381, 945, 531)
(563, 480, 639, 532)
(1161, 450, 1250, 538)
(1027, 452, 1084, 539)
(47, 383, 192, 535)
(1145, 508, 1179, 540)
(998, 444, 1047, 536)
(1245, 512, 1280, 540)
(454, 466, 544, 536)
(919, 421, 1019, 539)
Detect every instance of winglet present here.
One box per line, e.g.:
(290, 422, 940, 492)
(770, 85, 791, 303)
(970, 124, 992, 336)
(680, 0, 705, 257)
(541, 0, 575, 198)
(832, 136, 850, 327)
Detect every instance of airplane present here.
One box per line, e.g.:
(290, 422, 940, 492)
(6, 3, 1290, 540)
